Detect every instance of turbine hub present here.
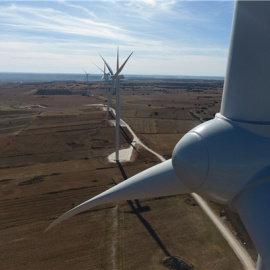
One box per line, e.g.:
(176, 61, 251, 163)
(172, 132, 209, 190)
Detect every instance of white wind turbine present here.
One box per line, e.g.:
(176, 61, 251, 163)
(47, 1, 270, 269)
(99, 48, 133, 161)
(99, 54, 115, 125)
(82, 68, 91, 95)
(82, 68, 90, 83)
(95, 63, 110, 97)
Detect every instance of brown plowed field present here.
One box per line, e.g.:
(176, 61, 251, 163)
(0, 80, 255, 269)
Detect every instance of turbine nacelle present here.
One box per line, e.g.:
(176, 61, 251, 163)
(174, 114, 270, 267)
(112, 51, 133, 79)
(112, 74, 124, 80)
(172, 114, 270, 207)
(94, 63, 110, 81)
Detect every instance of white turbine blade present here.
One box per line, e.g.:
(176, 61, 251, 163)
(99, 54, 114, 76)
(234, 181, 270, 269)
(221, 1, 270, 123)
(113, 52, 133, 79)
(81, 67, 87, 75)
(94, 63, 104, 73)
(45, 159, 189, 231)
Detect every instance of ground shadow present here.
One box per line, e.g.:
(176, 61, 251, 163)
(120, 125, 139, 153)
(116, 161, 149, 213)
(109, 111, 114, 119)
(135, 211, 170, 257)
(116, 160, 171, 257)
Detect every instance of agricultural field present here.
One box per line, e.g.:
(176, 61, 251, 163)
(0, 79, 255, 269)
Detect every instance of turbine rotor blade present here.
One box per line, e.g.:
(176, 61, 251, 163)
(113, 52, 133, 79)
(81, 67, 87, 75)
(99, 54, 114, 76)
(94, 63, 104, 73)
(45, 159, 189, 231)
(233, 180, 270, 268)
(221, 0, 270, 123)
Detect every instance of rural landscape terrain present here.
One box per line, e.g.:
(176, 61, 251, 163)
(0, 78, 256, 269)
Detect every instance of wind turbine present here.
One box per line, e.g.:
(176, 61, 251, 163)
(82, 68, 91, 96)
(99, 54, 115, 125)
(47, 1, 270, 269)
(99, 48, 133, 160)
(95, 63, 110, 97)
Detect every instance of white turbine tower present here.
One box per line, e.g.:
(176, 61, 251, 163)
(82, 68, 91, 95)
(99, 54, 115, 124)
(100, 48, 133, 161)
(47, 1, 270, 269)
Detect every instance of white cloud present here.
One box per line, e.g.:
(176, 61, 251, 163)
(0, 1, 233, 75)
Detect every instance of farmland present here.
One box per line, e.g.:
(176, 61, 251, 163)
(0, 79, 255, 269)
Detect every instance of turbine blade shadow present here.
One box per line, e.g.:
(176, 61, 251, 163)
(116, 160, 170, 257)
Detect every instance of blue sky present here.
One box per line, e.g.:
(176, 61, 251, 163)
(0, 1, 234, 76)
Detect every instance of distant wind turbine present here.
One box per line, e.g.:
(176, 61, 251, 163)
(95, 63, 110, 98)
(82, 68, 90, 82)
(100, 48, 133, 161)
(82, 68, 91, 96)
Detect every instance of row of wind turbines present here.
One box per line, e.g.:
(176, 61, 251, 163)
(84, 48, 133, 162)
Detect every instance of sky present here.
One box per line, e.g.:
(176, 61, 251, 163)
(0, 0, 235, 76)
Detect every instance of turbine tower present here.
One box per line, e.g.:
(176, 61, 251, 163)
(82, 68, 91, 96)
(100, 48, 133, 161)
(98, 54, 116, 125)
(47, 1, 270, 269)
